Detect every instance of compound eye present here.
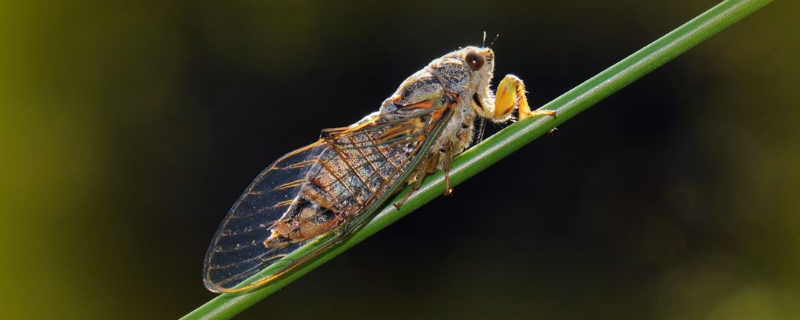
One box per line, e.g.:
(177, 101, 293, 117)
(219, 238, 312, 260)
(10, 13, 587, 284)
(465, 50, 484, 70)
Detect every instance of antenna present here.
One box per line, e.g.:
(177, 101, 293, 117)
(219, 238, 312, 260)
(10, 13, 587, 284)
(489, 33, 500, 48)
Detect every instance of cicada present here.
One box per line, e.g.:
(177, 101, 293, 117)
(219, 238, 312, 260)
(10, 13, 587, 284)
(204, 46, 556, 293)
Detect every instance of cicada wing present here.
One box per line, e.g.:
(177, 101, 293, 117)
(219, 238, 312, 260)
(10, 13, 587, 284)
(203, 142, 327, 292)
(204, 98, 457, 293)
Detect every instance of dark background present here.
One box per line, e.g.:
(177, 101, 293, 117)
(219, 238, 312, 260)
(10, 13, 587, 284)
(2, 1, 799, 319)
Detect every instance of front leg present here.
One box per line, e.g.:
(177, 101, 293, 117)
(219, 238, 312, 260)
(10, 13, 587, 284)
(492, 74, 557, 121)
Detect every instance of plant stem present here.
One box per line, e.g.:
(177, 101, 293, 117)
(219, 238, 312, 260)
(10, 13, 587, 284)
(181, 0, 772, 319)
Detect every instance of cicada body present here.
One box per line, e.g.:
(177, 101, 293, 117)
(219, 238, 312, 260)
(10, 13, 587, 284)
(204, 46, 555, 293)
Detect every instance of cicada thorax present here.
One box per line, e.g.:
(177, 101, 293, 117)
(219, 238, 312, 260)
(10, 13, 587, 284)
(263, 111, 437, 248)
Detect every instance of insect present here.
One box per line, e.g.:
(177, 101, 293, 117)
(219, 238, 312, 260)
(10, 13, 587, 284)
(204, 45, 556, 293)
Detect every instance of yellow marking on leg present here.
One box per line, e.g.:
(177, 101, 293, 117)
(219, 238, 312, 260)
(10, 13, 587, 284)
(494, 74, 557, 121)
(494, 75, 518, 119)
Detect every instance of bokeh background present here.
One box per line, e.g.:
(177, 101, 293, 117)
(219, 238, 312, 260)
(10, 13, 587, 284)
(2, 0, 799, 319)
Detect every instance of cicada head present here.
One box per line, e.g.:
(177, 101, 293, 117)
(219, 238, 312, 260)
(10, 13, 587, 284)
(429, 46, 495, 102)
(382, 46, 496, 114)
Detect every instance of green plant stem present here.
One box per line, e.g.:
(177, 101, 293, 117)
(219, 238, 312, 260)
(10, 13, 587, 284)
(181, 0, 772, 319)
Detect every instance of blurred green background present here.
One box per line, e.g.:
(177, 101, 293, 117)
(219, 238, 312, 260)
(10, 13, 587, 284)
(1, 0, 798, 319)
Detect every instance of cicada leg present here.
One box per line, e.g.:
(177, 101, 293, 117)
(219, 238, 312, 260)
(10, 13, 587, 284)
(441, 140, 456, 196)
(493, 74, 557, 120)
(393, 161, 429, 209)
(395, 143, 454, 209)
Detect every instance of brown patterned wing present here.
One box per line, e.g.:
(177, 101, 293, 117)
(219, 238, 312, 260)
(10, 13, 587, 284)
(204, 98, 455, 293)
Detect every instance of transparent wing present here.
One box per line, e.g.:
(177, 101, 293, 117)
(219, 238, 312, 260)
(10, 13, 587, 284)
(203, 143, 328, 292)
(204, 99, 455, 293)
